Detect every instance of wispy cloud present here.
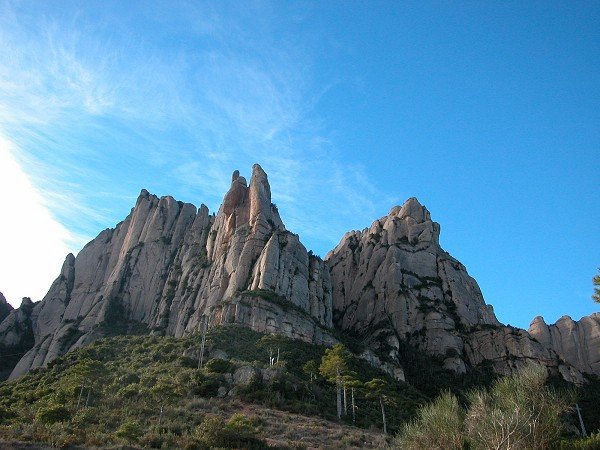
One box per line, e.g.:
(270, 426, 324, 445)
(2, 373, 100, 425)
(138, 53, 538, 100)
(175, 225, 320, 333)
(0, 1, 395, 300)
(0, 134, 78, 306)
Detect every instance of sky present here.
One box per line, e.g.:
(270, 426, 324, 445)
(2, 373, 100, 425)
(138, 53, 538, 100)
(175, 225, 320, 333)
(0, 1, 598, 329)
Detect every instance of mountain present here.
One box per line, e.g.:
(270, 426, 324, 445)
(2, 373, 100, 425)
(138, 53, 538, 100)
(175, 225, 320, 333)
(325, 199, 585, 381)
(0, 164, 593, 384)
(2, 165, 334, 380)
(529, 313, 600, 375)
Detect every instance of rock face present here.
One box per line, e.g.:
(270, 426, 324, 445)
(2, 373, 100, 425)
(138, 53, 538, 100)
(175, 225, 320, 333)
(326, 198, 580, 380)
(0, 297, 35, 379)
(529, 314, 600, 376)
(0, 165, 592, 384)
(2, 165, 334, 379)
(0, 292, 13, 323)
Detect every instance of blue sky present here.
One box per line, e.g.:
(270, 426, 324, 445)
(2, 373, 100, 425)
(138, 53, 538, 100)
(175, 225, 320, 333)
(0, 1, 598, 329)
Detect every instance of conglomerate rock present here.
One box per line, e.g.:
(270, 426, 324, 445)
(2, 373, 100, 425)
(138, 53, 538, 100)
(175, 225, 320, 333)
(529, 314, 600, 376)
(0, 165, 593, 385)
(325, 197, 582, 381)
(4, 165, 334, 379)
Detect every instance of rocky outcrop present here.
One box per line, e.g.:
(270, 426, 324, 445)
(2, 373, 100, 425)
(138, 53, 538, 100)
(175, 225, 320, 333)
(3, 164, 334, 379)
(0, 293, 12, 323)
(326, 198, 579, 380)
(0, 297, 35, 379)
(0, 164, 591, 384)
(529, 314, 600, 376)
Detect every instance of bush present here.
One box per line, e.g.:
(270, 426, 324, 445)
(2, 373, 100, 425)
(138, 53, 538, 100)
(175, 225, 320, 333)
(115, 419, 142, 442)
(35, 404, 71, 424)
(560, 432, 600, 449)
(194, 414, 266, 449)
(395, 390, 465, 450)
(395, 365, 573, 450)
(465, 365, 571, 450)
(204, 358, 234, 374)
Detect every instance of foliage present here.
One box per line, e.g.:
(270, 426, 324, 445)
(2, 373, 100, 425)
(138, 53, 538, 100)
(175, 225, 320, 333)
(593, 268, 600, 303)
(395, 365, 575, 450)
(465, 365, 572, 450)
(204, 358, 233, 374)
(2, 324, 593, 448)
(194, 414, 266, 449)
(395, 390, 465, 450)
(319, 344, 351, 382)
(35, 404, 71, 424)
(0, 325, 428, 446)
(115, 420, 142, 441)
(560, 432, 600, 449)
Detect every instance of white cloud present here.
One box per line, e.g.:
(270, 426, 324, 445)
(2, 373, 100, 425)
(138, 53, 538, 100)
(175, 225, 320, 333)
(0, 134, 76, 307)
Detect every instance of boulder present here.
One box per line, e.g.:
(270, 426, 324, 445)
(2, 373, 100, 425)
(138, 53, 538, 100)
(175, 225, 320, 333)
(233, 365, 259, 386)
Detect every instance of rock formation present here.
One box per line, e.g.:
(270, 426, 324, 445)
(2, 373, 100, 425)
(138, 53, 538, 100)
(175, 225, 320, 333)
(2, 165, 334, 379)
(326, 198, 582, 381)
(0, 292, 13, 323)
(529, 314, 600, 376)
(0, 297, 34, 379)
(0, 164, 593, 385)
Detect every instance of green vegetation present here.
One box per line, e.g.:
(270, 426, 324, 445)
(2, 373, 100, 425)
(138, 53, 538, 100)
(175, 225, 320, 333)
(395, 390, 465, 450)
(0, 325, 424, 447)
(395, 365, 575, 450)
(0, 325, 598, 448)
(593, 267, 600, 303)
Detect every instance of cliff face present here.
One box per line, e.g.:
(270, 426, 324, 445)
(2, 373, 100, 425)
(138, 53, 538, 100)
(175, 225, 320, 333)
(4, 165, 334, 379)
(326, 198, 581, 380)
(529, 314, 600, 376)
(0, 165, 593, 384)
(0, 297, 34, 379)
(0, 293, 12, 323)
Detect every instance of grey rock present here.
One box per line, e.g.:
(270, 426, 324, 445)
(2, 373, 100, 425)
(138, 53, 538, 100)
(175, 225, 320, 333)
(0, 297, 35, 379)
(210, 349, 229, 360)
(0, 292, 13, 323)
(326, 197, 581, 381)
(217, 386, 228, 398)
(261, 367, 283, 384)
(529, 314, 600, 376)
(233, 365, 260, 386)
(5, 165, 335, 379)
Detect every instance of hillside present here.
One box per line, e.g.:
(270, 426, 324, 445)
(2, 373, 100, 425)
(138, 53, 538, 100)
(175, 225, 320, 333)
(1, 325, 599, 449)
(0, 325, 422, 448)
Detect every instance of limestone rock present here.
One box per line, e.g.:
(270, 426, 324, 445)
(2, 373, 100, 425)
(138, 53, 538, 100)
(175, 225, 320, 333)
(529, 314, 600, 376)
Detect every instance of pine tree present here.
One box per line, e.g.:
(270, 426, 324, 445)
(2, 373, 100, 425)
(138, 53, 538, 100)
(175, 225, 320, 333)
(593, 267, 600, 303)
(319, 344, 351, 420)
(365, 378, 394, 434)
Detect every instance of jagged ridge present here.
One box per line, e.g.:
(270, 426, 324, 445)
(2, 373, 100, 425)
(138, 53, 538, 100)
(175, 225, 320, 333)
(0, 164, 595, 384)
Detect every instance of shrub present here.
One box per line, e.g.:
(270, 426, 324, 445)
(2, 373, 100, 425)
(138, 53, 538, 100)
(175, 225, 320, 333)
(35, 404, 71, 424)
(204, 358, 233, 374)
(395, 365, 574, 450)
(465, 365, 571, 450)
(394, 390, 465, 450)
(194, 414, 266, 449)
(560, 432, 600, 449)
(115, 419, 142, 442)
